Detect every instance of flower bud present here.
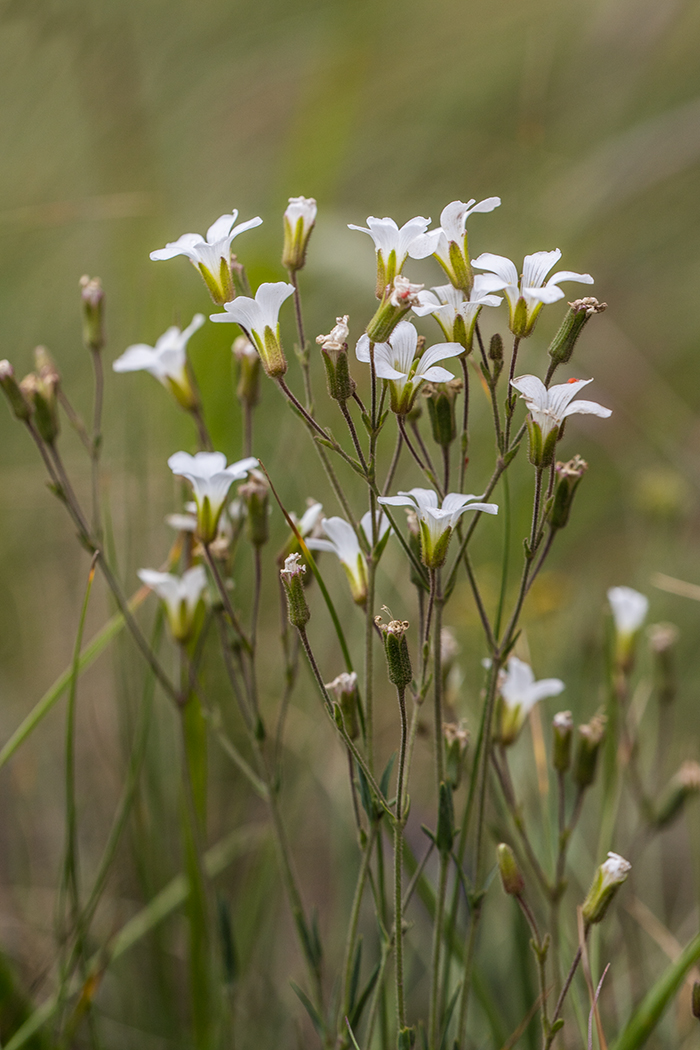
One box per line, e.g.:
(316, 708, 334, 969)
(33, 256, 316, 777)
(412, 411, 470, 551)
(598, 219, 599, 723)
(444, 721, 469, 790)
(375, 616, 412, 690)
(238, 470, 269, 548)
(326, 672, 360, 739)
(652, 761, 700, 828)
(497, 843, 524, 896)
(581, 851, 630, 927)
(550, 456, 588, 531)
(365, 277, 424, 343)
(572, 712, 607, 790)
(405, 511, 427, 591)
(423, 379, 462, 448)
(23, 349, 61, 444)
(280, 554, 310, 629)
(488, 333, 503, 363)
(79, 275, 105, 353)
(0, 360, 32, 421)
(548, 298, 606, 367)
(282, 196, 317, 272)
(233, 336, 261, 409)
(316, 316, 356, 403)
(648, 622, 679, 706)
(552, 711, 573, 773)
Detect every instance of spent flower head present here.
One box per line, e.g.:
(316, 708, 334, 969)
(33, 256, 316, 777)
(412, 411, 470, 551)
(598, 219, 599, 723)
(473, 249, 594, 337)
(150, 210, 263, 304)
(112, 314, 205, 410)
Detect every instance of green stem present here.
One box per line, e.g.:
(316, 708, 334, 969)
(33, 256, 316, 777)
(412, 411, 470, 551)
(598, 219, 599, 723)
(394, 686, 409, 1031)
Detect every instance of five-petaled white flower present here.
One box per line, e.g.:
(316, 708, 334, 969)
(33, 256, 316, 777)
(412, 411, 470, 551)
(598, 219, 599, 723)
(306, 511, 391, 606)
(168, 451, 258, 544)
(413, 279, 502, 353)
(495, 655, 565, 746)
(150, 210, 263, 305)
(137, 565, 207, 643)
(511, 374, 611, 466)
(112, 314, 204, 410)
(472, 249, 594, 337)
(409, 198, 501, 293)
(356, 321, 463, 415)
(378, 487, 498, 569)
(347, 214, 431, 297)
(210, 282, 295, 378)
(282, 196, 317, 272)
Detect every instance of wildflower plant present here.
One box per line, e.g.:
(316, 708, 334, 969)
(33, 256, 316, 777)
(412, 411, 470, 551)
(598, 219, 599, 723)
(2, 184, 697, 1050)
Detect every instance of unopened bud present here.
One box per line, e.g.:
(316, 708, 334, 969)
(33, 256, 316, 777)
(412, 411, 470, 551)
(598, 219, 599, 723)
(488, 333, 503, 362)
(550, 456, 588, 530)
(22, 357, 60, 444)
(423, 379, 462, 448)
(80, 275, 105, 352)
(0, 360, 31, 421)
(317, 315, 356, 402)
(652, 761, 700, 828)
(406, 511, 427, 591)
(444, 721, 469, 790)
(375, 616, 412, 690)
(366, 277, 424, 343)
(497, 843, 524, 896)
(280, 554, 310, 628)
(552, 711, 573, 773)
(648, 622, 679, 706)
(581, 851, 630, 926)
(238, 470, 269, 547)
(282, 196, 317, 272)
(548, 298, 606, 366)
(233, 336, 261, 408)
(573, 712, 607, 789)
(326, 672, 360, 739)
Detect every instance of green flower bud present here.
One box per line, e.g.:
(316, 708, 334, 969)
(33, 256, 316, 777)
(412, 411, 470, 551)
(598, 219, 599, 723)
(547, 298, 606, 367)
(552, 710, 573, 773)
(550, 455, 588, 530)
(79, 275, 105, 353)
(581, 851, 630, 927)
(652, 761, 700, 828)
(497, 843, 524, 896)
(280, 554, 310, 628)
(572, 712, 607, 790)
(233, 336, 261, 409)
(648, 622, 679, 706)
(281, 196, 317, 273)
(0, 360, 31, 421)
(423, 378, 462, 448)
(444, 721, 469, 790)
(238, 470, 269, 548)
(375, 616, 412, 690)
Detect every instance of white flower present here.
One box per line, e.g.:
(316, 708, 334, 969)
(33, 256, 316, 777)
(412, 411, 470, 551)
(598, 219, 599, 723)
(472, 249, 594, 337)
(496, 656, 565, 745)
(150, 210, 263, 304)
(348, 214, 431, 296)
(511, 374, 611, 466)
(582, 851, 631, 925)
(356, 320, 463, 415)
(409, 198, 501, 292)
(137, 565, 207, 642)
(413, 279, 502, 352)
(112, 314, 204, 410)
(607, 586, 648, 637)
(210, 282, 295, 378)
(306, 511, 390, 606)
(282, 196, 317, 271)
(168, 451, 258, 544)
(378, 486, 498, 569)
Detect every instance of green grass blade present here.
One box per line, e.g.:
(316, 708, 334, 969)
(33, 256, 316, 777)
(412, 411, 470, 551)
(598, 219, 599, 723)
(608, 931, 700, 1050)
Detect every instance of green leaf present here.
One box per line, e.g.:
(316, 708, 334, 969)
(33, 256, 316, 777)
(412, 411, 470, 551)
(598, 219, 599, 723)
(348, 937, 362, 1016)
(291, 981, 324, 1037)
(609, 931, 700, 1050)
(356, 762, 375, 821)
(439, 982, 462, 1050)
(349, 958, 380, 1030)
(380, 753, 396, 800)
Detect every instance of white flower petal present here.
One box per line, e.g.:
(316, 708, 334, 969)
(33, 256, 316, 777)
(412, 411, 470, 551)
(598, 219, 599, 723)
(206, 212, 238, 243)
(472, 252, 519, 288)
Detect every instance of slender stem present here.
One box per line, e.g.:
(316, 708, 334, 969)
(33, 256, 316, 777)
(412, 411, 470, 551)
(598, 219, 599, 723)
(352, 389, 367, 414)
(398, 416, 442, 495)
(382, 431, 403, 495)
(433, 583, 444, 790)
(546, 946, 583, 1048)
(90, 348, 104, 539)
(394, 686, 409, 1031)
(57, 390, 92, 452)
(340, 829, 378, 1029)
(190, 403, 213, 452)
(515, 895, 550, 1047)
(251, 546, 262, 651)
(243, 400, 253, 458)
(543, 358, 559, 388)
(289, 269, 313, 413)
(429, 853, 449, 1050)
(277, 377, 329, 440)
(202, 544, 252, 653)
(494, 472, 510, 640)
(412, 421, 439, 484)
(442, 445, 450, 496)
(492, 748, 552, 899)
(503, 336, 521, 449)
(340, 400, 368, 474)
(459, 357, 469, 492)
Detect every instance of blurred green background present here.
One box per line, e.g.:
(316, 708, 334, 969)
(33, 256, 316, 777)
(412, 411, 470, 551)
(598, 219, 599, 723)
(1, 0, 700, 1046)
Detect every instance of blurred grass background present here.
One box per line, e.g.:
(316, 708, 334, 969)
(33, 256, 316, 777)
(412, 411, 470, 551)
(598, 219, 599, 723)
(1, 0, 700, 1046)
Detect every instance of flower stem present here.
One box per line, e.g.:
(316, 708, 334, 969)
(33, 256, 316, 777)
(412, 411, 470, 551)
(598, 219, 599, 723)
(394, 686, 409, 1031)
